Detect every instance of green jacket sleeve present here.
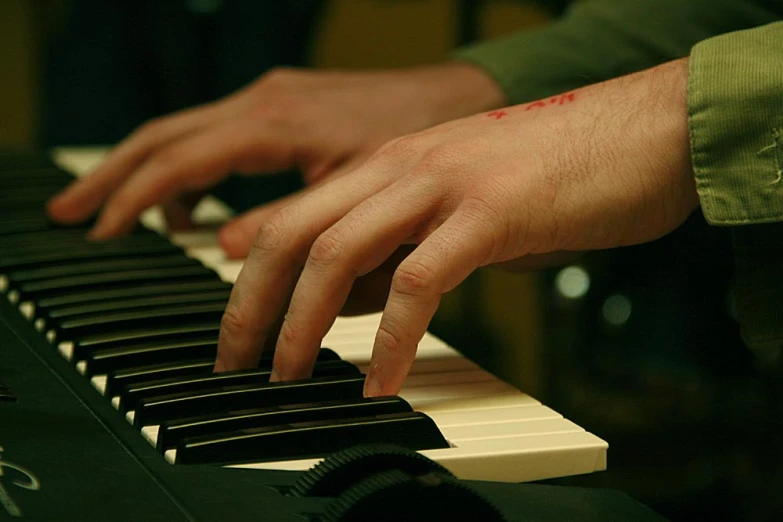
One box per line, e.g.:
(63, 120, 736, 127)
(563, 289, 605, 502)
(688, 23, 783, 351)
(453, 0, 783, 105)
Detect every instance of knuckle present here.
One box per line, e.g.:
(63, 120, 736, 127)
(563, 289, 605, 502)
(375, 325, 403, 355)
(278, 316, 300, 345)
(135, 118, 167, 140)
(308, 227, 346, 267)
(149, 145, 186, 171)
(262, 66, 297, 85)
(392, 258, 437, 297)
(373, 135, 421, 165)
(416, 144, 460, 174)
(220, 303, 248, 336)
(250, 212, 288, 255)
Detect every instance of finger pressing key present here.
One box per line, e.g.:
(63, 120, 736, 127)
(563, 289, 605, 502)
(214, 166, 401, 373)
(364, 210, 495, 397)
(269, 177, 441, 384)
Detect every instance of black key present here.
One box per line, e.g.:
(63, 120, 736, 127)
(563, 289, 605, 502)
(106, 359, 216, 397)
(104, 349, 341, 397)
(16, 265, 216, 301)
(0, 228, 159, 252)
(85, 339, 219, 377)
(7, 255, 200, 285)
(119, 360, 359, 412)
(157, 396, 411, 451)
(52, 302, 227, 342)
(0, 240, 180, 271)
(173, 412, 448, 465)
(67, 322, 221, 361)
(133, 374, 366, 427)
(0, 216, 76, 236)
(0, 187, 65, 204)
(0, 150, 59, 171)
(47, 289, 231, 323)
(36, 279, 231, 310)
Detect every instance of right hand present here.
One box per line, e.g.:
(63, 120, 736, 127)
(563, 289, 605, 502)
(46, 63, 505, 257)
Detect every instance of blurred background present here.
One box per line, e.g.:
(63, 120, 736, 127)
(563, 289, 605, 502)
(1, 1, 781, 520)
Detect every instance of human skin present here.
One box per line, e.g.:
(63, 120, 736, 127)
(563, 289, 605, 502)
(46, 63, 506, 259)
(214, 58, 697, 397)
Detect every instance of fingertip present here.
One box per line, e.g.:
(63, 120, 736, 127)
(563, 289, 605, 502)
(218, 221, 251, 259)
(363, 374, 384, 398)
(46, 192, 86, 224)
(213, 358, 226, 373)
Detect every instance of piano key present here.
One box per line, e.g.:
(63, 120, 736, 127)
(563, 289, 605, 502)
(356, 357, 479, 375)
(82, 339, 219, 377)
(118, 360, 359, 413)
(51, 302, 227, 343)
(100, 359, 215, 397)
(151, 396, 412, 451)
(174, 411, 447, 465)
(0, 187, 67, 204)
(132, 374, 367, 427)
(231, 420, 605, 483)
(6, 255, 200, 285)
(60, 321, 221, 362)
(0, 228, 159, 252)
(96, 348, 342, 397)
(43, 288, 232, 325)
(0, 216, 79, 236)
(0, 240, 181, 272)
(16, 265, 217, 302)
(35, 279, 231, 310)
(400, 370, 496, 388)
(0, 150, 60, 170)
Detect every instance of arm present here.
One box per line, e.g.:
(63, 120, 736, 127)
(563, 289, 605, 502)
(454, 0, 783, 103)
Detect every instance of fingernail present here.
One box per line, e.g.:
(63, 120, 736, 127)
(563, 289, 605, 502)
(213, 358, 225, 372)
(269, 366, 282, 382)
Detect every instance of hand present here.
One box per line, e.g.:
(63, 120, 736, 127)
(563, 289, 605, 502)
(46, 64, 505, 255)
(215, 58, 699, 397)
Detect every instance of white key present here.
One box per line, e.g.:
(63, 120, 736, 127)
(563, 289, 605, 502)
(420, 431, 608, 482)
(91, 375, 108, 395)
(58, 342, 74, 361)
(401, 370, 496, 388)
(231, 431, 607, 483)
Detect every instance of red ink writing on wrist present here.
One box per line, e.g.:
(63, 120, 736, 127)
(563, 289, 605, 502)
(525, 92, 576, 111)
(487, 110, 507, 120)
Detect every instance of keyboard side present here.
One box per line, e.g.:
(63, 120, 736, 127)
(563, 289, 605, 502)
(0, 249, 316, 522)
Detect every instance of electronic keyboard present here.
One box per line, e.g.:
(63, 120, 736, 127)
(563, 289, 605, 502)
(0, 149, 655, 521)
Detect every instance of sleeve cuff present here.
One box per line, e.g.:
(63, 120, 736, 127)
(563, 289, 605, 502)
(688, 22, 783, 225)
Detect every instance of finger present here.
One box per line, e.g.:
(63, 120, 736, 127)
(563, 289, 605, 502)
(162, 191, 207, 231)
(218, 191, 309, 259)
(364, 208, 495, 397)
(340, 246, 414, 316)
(214, 164, 401, 372)
(47, 102, 226, 224)
(218, 155, 380, 258)
(270, 178, 441, 382)
(89, 119, 300, 239)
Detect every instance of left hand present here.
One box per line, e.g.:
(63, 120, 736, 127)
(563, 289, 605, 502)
(215, 58, 699, 397)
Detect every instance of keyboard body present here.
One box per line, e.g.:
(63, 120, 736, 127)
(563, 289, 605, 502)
(0, 149, 650, 521)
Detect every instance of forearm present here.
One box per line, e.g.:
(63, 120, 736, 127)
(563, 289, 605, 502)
(453, 0, 783, 104)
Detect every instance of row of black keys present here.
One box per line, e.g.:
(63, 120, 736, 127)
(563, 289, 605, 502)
(1, 153, 448, 465)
